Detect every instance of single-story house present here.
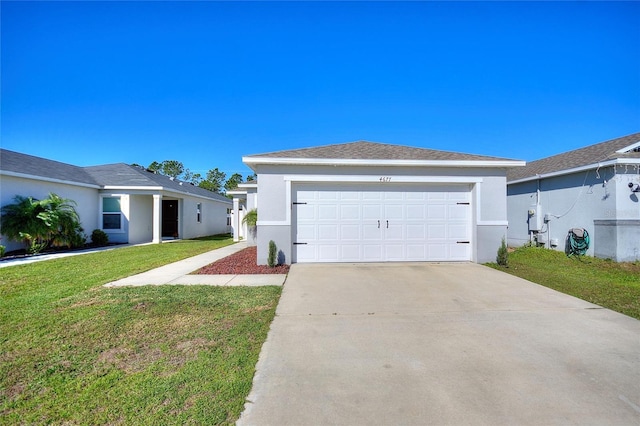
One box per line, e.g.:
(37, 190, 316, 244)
(235, 141, 524, 265)
(0, 149, 232, 252)
(506, 132, 640, 262)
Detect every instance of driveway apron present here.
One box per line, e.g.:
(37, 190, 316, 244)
(238, 263, 640, 426)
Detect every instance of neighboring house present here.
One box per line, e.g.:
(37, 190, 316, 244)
(506, 132, 640, 262)
(226, 181, 257, 244)
(0, 149, 232, 252)
(235, 141, 524, 265)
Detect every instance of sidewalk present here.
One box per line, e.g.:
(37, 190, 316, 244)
(104, 242, 286, 287)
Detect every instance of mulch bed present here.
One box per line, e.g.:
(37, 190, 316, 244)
(196, 246, 290, 275)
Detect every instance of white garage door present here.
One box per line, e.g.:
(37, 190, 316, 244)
(293, 185, 472, 262)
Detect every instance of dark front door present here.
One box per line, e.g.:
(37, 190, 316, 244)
(162, 200, 179, 237)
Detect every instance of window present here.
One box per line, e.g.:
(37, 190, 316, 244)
(102, 197, 122, 230)
(196, 203, 202, 223)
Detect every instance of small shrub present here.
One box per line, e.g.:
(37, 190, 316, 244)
(268, 240, 277, 267)
(91, 229, 109, 247)
(496, 237, 509, 267)
(0, 245, 5, 257)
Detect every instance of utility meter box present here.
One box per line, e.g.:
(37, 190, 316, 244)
(528, 204, 543, 231)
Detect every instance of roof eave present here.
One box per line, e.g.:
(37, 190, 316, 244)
(508, 158, 640, 185)
(242, 157, 525, 168)
(0, 170, 101, 189)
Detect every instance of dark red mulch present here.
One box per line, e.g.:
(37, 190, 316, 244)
(196, 246, 290, 275)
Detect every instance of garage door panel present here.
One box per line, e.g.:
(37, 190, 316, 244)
(406, 224, 426, 239)
(450, 243, 470, 260)
(295, 244, 316, 262)
(406, 192, 426, 201)
(428, 224, 447, 239)
(384, 204, 403, 219)
(363, 223, 382, 240)
(406, 244, 426, 260)
(385, 223, 403, 240)
(449, 205, 469, 220)
(362, 192, 383, 201)
(427, 205, 446, 220)
(318, 245, 339, 261)
(363, 244, 383, 261)
(385, 244, 404, 260)
(340, 204, 360, 220)
(340, 192, 360, 201)
(448, 191, 469, 201)
(340, 224, 360, 240)
(318, 192, 339, 201)
(297, 224, 316, 240)
(318, 205, 338, 220)
(340, 245, 361, 260)
(296, 204, 315, 220)
(296, 191, 316, 202)
(449, 224, 470, 240)
(406, 205, 426, 219)
(318, 224, 338, 240)
(427, 244, 447, 260)
(293, 186, 472, 263)
(362, 204, 381, 219)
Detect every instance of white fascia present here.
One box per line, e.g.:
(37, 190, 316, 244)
(237, 183, 257, 189)
(102, 185, 164, 191)
(226, 190, 248, 196)
(0, 170, 101, 189)
(243, 157, 525, 168)
(616, 140, 640, 153)
(508, 158, 640, 185)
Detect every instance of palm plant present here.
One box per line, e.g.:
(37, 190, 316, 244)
(242, 208, 258, 227)
(38, 193, 84, 248)
(1, 195, 49, 253)
(1, 193, 84, 253)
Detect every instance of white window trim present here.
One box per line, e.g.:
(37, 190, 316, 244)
(100, 195, 125, 233)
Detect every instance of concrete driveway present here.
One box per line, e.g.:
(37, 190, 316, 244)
(238, 263, 640, 425)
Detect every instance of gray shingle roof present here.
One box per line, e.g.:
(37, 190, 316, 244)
(1, 149, 230, 203)
(507, 132, 640, 182)
(245, 141, 517, 162)
(0, 149, 99, 186)
(85, 163, 231, 202)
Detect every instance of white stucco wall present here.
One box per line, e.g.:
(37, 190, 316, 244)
(254, 164, 510, 265)
(1, 175, 99, 252)
(506, 166, 637, 258)
(180, 195, 231, 239)
(128, 194, 153, 244)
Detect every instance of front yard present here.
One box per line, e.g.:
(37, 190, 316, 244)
(0, 235, 281, 425)
(489, 246, 640, 320)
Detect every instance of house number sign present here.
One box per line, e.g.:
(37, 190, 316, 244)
(379, 177, 392, 182)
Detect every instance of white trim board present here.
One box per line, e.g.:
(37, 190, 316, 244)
(245, 157, 524, 168)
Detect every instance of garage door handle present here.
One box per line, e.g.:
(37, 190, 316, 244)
(457, 241, 470, 244)
(378, 220, 380, 228)
(293, 242, 307, 245)
(386, 220, 389, 228)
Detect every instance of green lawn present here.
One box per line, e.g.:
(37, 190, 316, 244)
(488, 246, 640, 320)
(0, 235, 282, 425)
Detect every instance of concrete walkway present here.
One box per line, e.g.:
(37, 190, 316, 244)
(104, 242, 286, 287)
(238, 262, 640, 425)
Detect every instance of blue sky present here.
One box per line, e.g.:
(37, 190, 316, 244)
(2, 1, 639, 180)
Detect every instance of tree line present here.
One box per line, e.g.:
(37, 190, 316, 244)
(135, 160, 256, 194)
